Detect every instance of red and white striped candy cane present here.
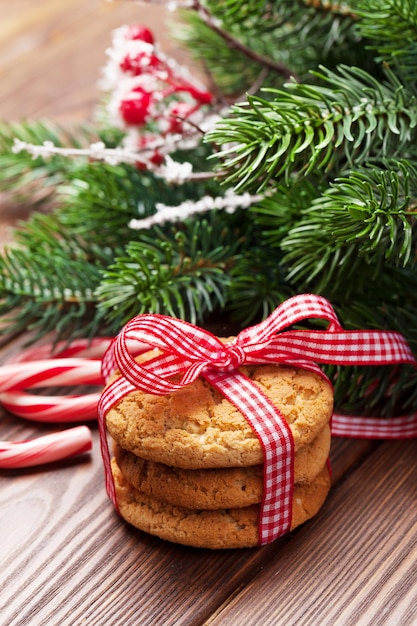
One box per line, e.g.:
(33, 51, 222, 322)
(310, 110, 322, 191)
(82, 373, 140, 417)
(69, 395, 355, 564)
(7, 337, 112, 363)
(0, 357, 103, 422)
(0, 338, 111, 468)
(0, 338, 113, 419)
(0, 425, 92, 469)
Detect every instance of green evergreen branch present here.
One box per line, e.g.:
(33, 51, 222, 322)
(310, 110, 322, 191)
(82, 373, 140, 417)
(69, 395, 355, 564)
(195, 0, 271, 23)
(177, 0, 364, 98)
(56, 156, 223, 244)
(190, 0, 296, 78)
(355, 0, 417, 82)
(322, 161, 417, 266)
(281, 160, 417, 291)
(0, 120, 100, 207)
(95, 216, 245, 328)
(0, 214, 112, 341)
(206, 65, 417, 191)
(326, 362, 417, 416)
(225, 247, 295, 326)
(251, 177, 323, 247)
(57, 162, 150, 248)
(176, 11, 285, 97)
(325, 297, 417, 416)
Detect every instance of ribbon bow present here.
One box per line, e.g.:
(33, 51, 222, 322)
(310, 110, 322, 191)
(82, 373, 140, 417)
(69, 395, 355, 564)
(98, 294, 416, 545)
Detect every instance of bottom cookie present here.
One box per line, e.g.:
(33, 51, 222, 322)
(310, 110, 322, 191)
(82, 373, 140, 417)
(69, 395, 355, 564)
(111, 459, 331, 549)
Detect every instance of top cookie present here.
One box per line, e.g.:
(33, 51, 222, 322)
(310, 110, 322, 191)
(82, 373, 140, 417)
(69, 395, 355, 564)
(105, 356, 333, 469)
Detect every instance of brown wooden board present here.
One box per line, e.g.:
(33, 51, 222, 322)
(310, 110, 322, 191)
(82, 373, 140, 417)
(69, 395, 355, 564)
(0, 1, 190, 123)
(206, 439, 417, 626)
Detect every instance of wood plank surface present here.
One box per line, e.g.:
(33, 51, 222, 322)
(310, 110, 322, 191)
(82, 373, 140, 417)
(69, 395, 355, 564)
(207, 440, 417, 626)
(0, 414, 372, 626)
(0, 4, 416, 626)
(0, 0, 189, 123)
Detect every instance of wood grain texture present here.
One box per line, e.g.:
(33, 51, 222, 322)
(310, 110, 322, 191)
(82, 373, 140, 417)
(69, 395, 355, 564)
(0, 0, 190, 122)
(0, 421, 290, 626)
(0, 411, 388, 626)
(206, 440, 417, 626)
(0, 4, 416, 626)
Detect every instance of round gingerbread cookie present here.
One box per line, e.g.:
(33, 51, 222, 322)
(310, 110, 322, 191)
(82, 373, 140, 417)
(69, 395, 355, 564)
(105, 362, 333, 469)
(113, 423, 331, 509)
(111, 459, 331, 549)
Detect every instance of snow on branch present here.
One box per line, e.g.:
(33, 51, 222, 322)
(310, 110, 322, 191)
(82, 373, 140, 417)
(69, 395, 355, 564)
(129, 188, 266, 229)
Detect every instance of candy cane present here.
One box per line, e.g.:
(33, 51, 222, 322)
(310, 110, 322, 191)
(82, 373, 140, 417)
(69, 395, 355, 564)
(0, 358, 103, 393)
(0, 390, 101, 422)
(0, 425, 92, 469)
(0, 340, 111, 468)
(0, 337, 152, 423)
(0, 357, 102, 428)
(8, 337, 112, 363)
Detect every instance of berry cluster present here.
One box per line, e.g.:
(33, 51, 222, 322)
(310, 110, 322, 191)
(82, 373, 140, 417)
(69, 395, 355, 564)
(101, 24, 215, 169)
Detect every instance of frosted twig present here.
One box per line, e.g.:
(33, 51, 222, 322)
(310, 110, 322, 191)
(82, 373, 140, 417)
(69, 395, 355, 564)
(129, 189, 266, 228)
(12, 138, 226, 183)
(12, 139, 155, 168)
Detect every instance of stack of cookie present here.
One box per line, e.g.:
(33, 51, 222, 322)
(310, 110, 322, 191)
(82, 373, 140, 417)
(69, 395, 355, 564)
(105, 356, 333, 549)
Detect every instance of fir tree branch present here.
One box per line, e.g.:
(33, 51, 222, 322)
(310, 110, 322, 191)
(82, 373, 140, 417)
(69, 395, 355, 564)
(225, 247, 295, 326)
(0, 213, 112, 342)
(294, 162, 414, 280)
(280, 159, 417, 291)
(206, 65, 417, 191)
(56, 160, 226, 245)
(355, 0, 417, 82)
(324, 297, 417, 416)
(0, 121, 122, 207)
(320, 161, 417, 266)
(188, 0, 298, 80)
(176, 0, 365, 99)
(95, 215, 248, 327)
(251, 176, 324, 246)
(325, 362, 417, 417)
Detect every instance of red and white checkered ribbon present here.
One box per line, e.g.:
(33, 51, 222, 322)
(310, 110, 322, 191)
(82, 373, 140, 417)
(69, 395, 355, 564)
(331, 413, 417, 438)
(98, 293, 416, 545)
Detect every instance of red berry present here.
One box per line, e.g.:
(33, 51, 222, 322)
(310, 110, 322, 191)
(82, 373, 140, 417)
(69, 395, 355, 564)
(120, 55, 133, 74)
(125, 25, 154, 44)
(150, 150, 164, 166)
(119, 90, 151, 125)
(167, 102, 196, 133)
(120, 51, 161, 75)
(135, 135, 164, 170)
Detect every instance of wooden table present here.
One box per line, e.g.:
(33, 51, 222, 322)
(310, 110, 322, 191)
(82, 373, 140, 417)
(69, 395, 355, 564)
(1, 4, 416, 625)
